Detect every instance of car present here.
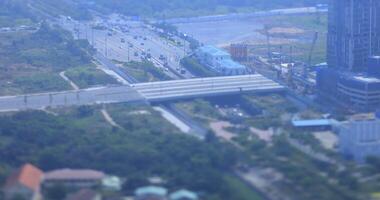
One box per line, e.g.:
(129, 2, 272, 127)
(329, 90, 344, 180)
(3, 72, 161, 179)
(143, 37, 147, 40)
(134, 52, 139, 57)
(159, 55, 165, 60)
(121, 38, 125, 43)
(129, 44, 134, 48)
(108, 32, 113, 36)
(140, 43, 144, 46)
(180, 69, 186, 74)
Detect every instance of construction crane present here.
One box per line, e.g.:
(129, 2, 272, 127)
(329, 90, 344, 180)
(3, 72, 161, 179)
(307, 31, 319, 70)
(264, 25, 271, 62)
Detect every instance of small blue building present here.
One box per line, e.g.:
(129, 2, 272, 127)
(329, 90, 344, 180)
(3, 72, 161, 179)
(196, 45, 248, 76)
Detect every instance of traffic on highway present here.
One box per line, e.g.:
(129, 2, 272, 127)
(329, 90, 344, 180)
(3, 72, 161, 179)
(56, 14, 194, 80)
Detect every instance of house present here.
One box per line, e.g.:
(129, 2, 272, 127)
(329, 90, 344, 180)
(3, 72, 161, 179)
(3, 164, 43, 200)
(43, 169, 105, 189)
(135, 186, 168, 200)
(65, 189, 101, 200)
(101, 176, 122, 191)
(169, 189, 198, 200)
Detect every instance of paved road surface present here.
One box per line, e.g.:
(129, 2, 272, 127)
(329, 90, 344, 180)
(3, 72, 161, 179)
(133, 74, 285, 101)
(0, 86, 144, 112)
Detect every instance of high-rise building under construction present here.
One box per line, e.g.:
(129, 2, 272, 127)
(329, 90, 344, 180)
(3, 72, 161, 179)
(327, 0, 380, 72)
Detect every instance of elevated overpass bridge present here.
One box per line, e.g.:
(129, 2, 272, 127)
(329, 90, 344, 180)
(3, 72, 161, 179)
(133, 74, 284, 102)
(0, 74, 285, 112)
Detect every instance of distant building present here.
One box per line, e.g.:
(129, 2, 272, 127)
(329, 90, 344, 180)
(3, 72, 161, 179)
(291, 119, 338, 130)
(3, 164, 43, 200)
(43, 169, 105, 189)
(229, 44, 248, 62)
(66, 189, 101, 200)
(339, 118, 380, 163)
(317, 0, 380, 110)
(317, 69, 380, 110)
(135, 186, 168, 200)
(169, 189, 198, 200)
(327, 0, 380, 72)
(196, 45, 248, 75)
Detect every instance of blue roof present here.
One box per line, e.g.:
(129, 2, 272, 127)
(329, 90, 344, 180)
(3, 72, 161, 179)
(292, 119, 337, 127)
(218, 59, 246, 69)
(169, 189, 198, 200)
(199, 45, 230, 57)
(135, 186, 168, 197)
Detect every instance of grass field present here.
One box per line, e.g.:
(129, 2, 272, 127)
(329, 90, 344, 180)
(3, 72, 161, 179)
(65, 65, 118, 88)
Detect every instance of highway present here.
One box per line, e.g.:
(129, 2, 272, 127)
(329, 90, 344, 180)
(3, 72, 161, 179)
(57, 17, 192, 79)
(0, 75, 284, 112)
(0, 86, 144, 112)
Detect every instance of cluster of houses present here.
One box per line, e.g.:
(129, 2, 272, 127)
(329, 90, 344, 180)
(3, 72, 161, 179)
(1, 164, 199, 200)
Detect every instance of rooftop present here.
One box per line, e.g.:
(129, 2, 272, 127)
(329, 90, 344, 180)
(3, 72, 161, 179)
(44, 169, 105, 181)
(135, 186, 168, 197)
(4, 163, 43, 192)
(341, 72, 380, 83)
(292, 119, 338, 127)
(353, 75, 380, 83)
(199, 45, 230, 57)
(169, 189, 198, 200)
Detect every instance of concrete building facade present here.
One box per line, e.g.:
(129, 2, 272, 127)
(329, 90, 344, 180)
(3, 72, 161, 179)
(317, 0, 380, 110)
(327, 0, 380, 72)
(339, 119, 380, 162)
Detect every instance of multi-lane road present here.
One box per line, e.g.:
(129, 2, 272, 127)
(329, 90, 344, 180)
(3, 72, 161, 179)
(57, 17, 193, 79)
(0, 86, 144, 112)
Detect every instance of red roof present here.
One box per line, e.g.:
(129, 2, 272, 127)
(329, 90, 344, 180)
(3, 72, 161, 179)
(4, 163, 44, 192)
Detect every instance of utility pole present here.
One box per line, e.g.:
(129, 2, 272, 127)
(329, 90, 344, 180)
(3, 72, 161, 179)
(105, 34, 108, 57)
(23, 95, 27, 106)
(91, 27, 94, 46)
(183, 38, 186, 57)
(49, 94, 53, 105)
(289, 46, 293, 63)
(85, 23, 88, 41)
(264, 25, 271, 62)
(76, 91, 80, 102)
(128, 45, 130, 62)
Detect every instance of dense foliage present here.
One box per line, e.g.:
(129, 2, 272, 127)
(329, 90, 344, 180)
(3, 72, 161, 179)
(0, 0, 36, 27)
(0, 23, 96, 94)
(0, 105, 255, 199)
